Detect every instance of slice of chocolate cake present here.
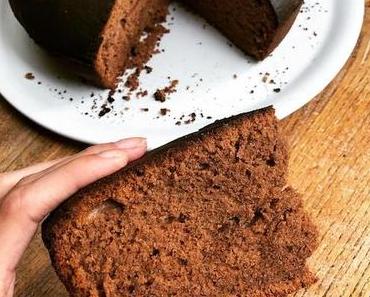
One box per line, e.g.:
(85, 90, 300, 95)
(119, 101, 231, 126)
(9, 0, 170, 89)
(42, 107, 318, 297)
(10, 0, 302, 89)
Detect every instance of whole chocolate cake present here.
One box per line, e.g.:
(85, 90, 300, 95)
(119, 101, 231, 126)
(42, 107, 318, 297)
(9, 0, 302, 89)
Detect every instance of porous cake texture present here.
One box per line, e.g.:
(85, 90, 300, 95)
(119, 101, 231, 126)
(42, 107, 318, 297)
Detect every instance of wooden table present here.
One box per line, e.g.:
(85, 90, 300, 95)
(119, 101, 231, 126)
(0, 5, 369, 297)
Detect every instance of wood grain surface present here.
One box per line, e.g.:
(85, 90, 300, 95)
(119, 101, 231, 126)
(0, 4, 369, 297)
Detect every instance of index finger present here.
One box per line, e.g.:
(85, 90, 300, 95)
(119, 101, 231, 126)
(0, 145, 146, 273)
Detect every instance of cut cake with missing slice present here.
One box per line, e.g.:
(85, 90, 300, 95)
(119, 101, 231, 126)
(9, 0, 302, 88)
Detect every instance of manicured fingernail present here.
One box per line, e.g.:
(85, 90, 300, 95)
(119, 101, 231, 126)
(98, 150, 127, 160)
(115, 137, 147, 149)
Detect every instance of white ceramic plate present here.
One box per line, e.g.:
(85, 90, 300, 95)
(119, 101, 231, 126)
(0, 0, 364, 149)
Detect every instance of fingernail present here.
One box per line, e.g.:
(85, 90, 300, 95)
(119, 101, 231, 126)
(98, 150, 127, 160)
(115, 137, 147, 149)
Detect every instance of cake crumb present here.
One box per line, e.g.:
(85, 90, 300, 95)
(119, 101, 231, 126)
(154, 80, 179, 102)
(25, 72, 35, 80)
(262, 73, 270, 83)
(160, 108, 170, 116)
(154, 89, 166, 102)
(124, 24, 170, 92)
(144, 66, 153, 74)
(184, 112, 196, 124)
(136, 90, 148, 98)
(98, 105, 111, 118)
(107, 96, 115, 104)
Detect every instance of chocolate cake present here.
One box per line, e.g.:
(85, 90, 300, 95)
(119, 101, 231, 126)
(10, 0, 302, 89)
(183, 0, 303, 60)
(9, 0, 170, 89)
(42, 107, 318, 297)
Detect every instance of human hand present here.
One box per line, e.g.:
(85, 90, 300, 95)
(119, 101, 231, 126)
(0, 138, 147, 297)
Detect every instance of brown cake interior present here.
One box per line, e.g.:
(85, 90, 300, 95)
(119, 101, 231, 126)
(42, 108, 318, 297)
(94, 0, 170, 88)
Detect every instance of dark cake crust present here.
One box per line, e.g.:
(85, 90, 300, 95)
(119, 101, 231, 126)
(9, 0, 115, 82)
(183, 0, 302, 60)
(42, 107, 318, 297)
(264, 0, 303, 58)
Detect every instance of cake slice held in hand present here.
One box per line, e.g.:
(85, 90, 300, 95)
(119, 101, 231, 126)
(42, 107, 318, 297)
